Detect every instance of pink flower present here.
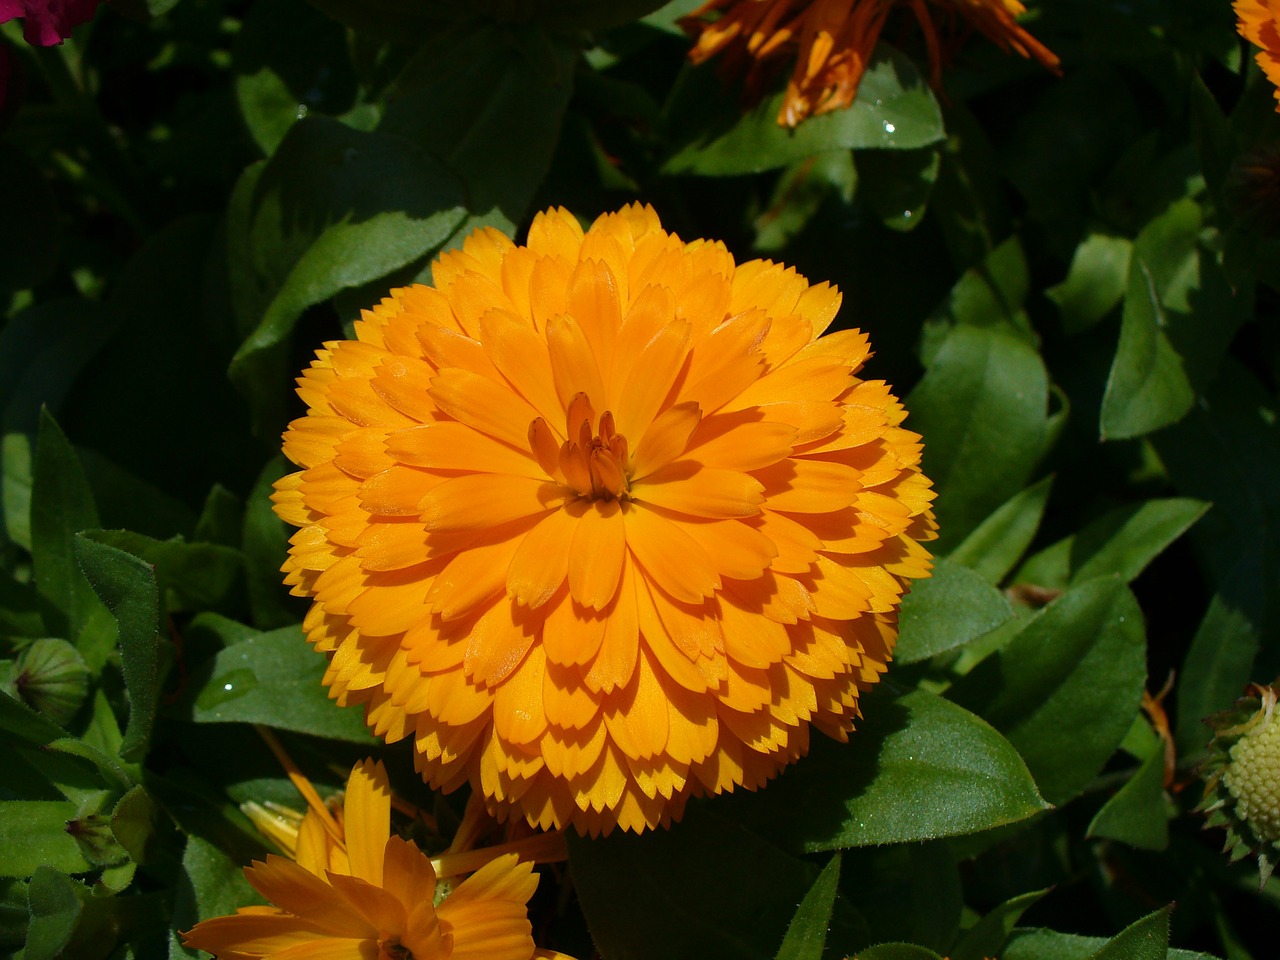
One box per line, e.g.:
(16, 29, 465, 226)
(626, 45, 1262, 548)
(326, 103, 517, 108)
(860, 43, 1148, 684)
(0, 0, 105, 46)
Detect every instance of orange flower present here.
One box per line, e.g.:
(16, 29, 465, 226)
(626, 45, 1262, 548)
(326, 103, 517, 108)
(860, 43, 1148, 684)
(272, 204, 936, 835)
(683, 0, 1060, 127)
(183, 759, 561, 960)
(1236, 0, 1280, 109)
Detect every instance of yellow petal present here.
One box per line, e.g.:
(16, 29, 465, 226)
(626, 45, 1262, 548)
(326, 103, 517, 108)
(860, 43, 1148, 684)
(342, 760, 391, 886)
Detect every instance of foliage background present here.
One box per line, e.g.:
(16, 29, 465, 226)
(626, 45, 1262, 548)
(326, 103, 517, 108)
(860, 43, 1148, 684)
(1, 0, 1277, 957)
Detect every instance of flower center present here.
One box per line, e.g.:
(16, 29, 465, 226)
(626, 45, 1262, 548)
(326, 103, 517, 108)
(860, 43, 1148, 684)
(528, 392, 630, 501)
(379, 938, 413, 960)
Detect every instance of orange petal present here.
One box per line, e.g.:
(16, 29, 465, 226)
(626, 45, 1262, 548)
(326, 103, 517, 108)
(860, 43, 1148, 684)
(622, 503, 721, 603)
(568, 499, 626, 610)
(631, 463, 764, 520)
(342, 760, 391, 886)
(547, 315, 607, 413)
(494, 644, 549, 745)
(615, 319, 692, 443)
(428, 368, 539, 449)
(386, 422, 542, 478)
(244, 856, 375, 936)
(631, 402, 702, 480)
(506, 509, 576, 608)
(419, 474, 562, 533)
(479, 308, 563, 426)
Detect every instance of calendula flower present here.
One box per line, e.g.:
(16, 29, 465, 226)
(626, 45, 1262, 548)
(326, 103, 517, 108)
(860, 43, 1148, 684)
(184, 756, 568, 960)
(683, 0, 1060, 127)
(1237, 0, 1280, 110)
(1199, 682, 1280, 888)
(272, 203, 935, 835)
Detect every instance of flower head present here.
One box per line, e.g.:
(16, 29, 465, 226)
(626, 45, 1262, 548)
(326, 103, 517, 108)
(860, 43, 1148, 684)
(682, 0, 1059, 127)
(272, 204, 936, 835)
(183, 758, 550, 960)
(1237, 0, 1280, 110)
(0, 0, 105, 46)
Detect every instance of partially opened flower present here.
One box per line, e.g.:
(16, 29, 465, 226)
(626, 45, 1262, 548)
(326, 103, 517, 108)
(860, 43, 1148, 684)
(1236, 0, 1280, 110)
(183, 757, 565, 960)
(273, 203, 935, 835)
(683, 0, 1060, 127)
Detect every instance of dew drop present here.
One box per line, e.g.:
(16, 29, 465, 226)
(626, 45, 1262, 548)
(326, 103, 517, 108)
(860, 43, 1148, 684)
(884, 121, 896, 134)
(196, 668, 258, 711)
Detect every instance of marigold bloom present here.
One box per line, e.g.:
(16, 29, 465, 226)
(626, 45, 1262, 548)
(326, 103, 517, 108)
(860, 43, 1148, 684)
(183, 759, 555, 960)
(1236, 0, 1280, 110)
(272, 204, 936, 835)
(683, 0, 1060, 127)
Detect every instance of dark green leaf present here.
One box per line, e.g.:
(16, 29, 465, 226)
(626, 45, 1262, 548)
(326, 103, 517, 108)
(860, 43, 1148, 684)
(0, 301, 114, 436)
(1101, 200, 1248, 440)
(1005, 927, 1216, 960)
(0, 690, 68, 746)
(0, 146, 59, 296)
(2, 432, 33, 550)
(950, 888, 1049, 960)
(852, 946, 942, 960)
(233, 0, 357, 155)
(908, 325, 1051, 543)
(0, 802, 91, 876)
(1086, 743, 1170, 851)
(1175, 593, 1259, 756)
(754, 152, 857, 253)
(1014, 498, 1210, 591)
(182, 623, 374, 743)
(719, 689, 1048, 851)
(568, 805, 819, 960)
(381, 22, 575, 235)
(169, 835, 263, 958)
(664, 50, 944, 176)
(950, 577, 1147, 805)
(80, 529, 242, 613)
(1047, 234, 1132, 335)
(857, 146, 941, 232)
(227, 117, 466, 432)
(1088, 907, 1171, 960)
(839, 843, 960, 954)
(895, 558, 1014, 664)
(31, 410, 102, 642)
(775, 854, 841, 960)
(948, 476, 1053, 584)
(73, 535, 163, 763)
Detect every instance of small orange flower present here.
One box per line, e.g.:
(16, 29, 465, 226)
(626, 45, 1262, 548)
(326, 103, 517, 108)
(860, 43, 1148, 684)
(272, 204, 935, 835)
(183, 759, 563, 960)
(683, 0, 1060, 127)
(1236, 0, 1280, 109)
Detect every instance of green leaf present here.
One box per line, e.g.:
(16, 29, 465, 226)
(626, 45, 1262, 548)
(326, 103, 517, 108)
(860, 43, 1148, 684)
(227, 116, 466, 433)
(753, 152, 857, 253)
(1175, 593, 1259, 756)
(1014, 498, 1210, 592)
(895, 558, 1014, 664)
(381, 21, 576, 235)
(1005, 924, 1215, 960)
(948, 476, 1054, 584)
(950, 888, 1050, 960)
(169, 835, 263, 958)
(23, 867, 119, 960)
(908, 325, 1051, 543)
(182, 623, 374, 743)
(1047, 234, 1132, 335)
(664, 50, 944, 176)
(839, 843, 960, 954)
(718, 688, 1048, 851)
(80, 529, 242, 613)
(0, 802, 91, 876)
(923, 237, 1032, 356)
(73, 535, 163, 763)
(1101, 200, 1247, 440)
(775, 854, 841, 960)
(1088, 907, 1171, 960)
(31, 410, 102, 641)
(950, 577, 1147, 805)
(2, 432, 33, 550)
(568, 805, 820, 960)
(1086, 742, 1170, 851)
(857, 146, 941, 232)
(0, 690, 68, 746)
(852, 946, 943, 960)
